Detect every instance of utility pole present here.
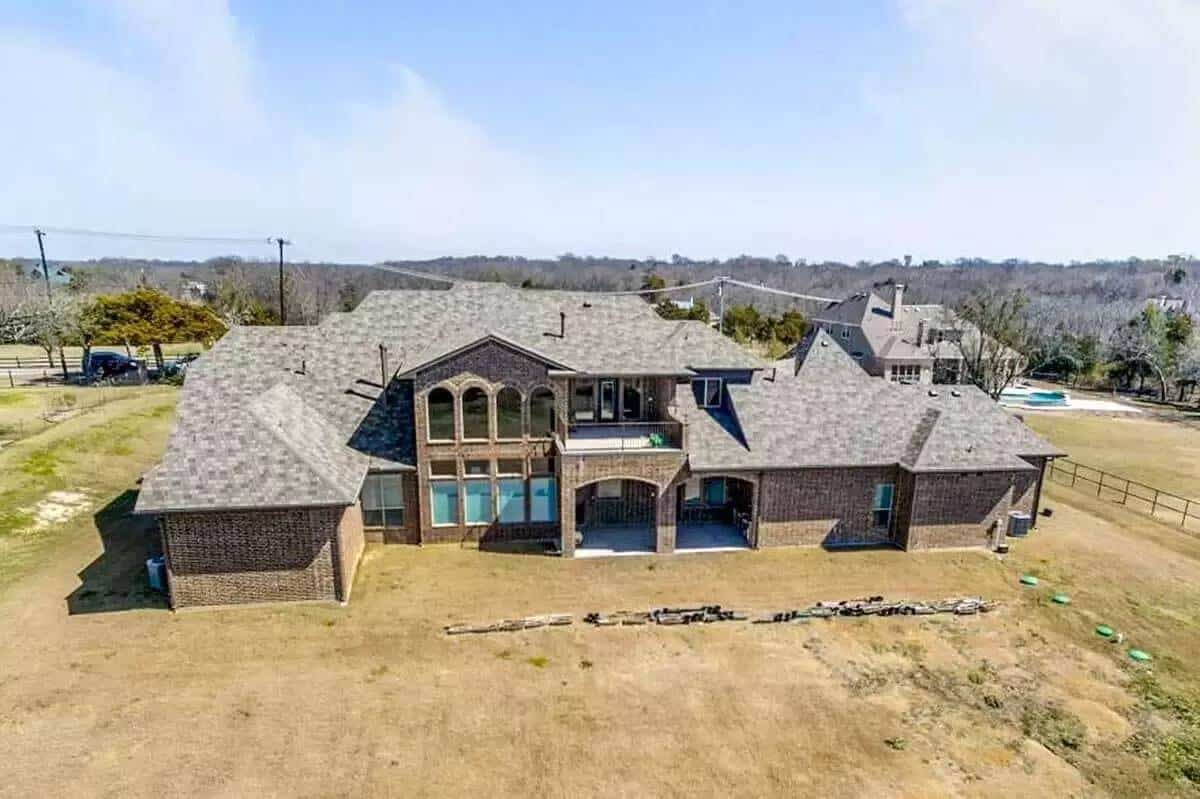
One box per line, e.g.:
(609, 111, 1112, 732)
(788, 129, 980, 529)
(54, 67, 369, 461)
(33, 228, 67, 379)
(717, 275, 728, 335)
(274, 237, 291, 325)
(34, 229, 51, 301)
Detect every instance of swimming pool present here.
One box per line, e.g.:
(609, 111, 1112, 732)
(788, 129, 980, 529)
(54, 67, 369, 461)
(1000, 387, 1070, 408)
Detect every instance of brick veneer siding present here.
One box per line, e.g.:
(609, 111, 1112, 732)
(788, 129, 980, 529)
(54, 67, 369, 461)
(901, 468, 1038, 550)
(757, 466, 900, 547)
(161, 506, 351, 608)
(363, 471, 421, 545)
(412, 340, 560, 546)
(578, 479, 656, 527)
(559, 451, 686, 555)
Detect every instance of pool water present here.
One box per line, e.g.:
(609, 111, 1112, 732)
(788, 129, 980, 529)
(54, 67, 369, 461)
(1000, 388, 1069, 408)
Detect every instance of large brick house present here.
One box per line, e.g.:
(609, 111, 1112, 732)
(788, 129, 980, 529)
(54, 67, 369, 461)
(810, 280, 1022, 385)
(135, 281, 1062, 608)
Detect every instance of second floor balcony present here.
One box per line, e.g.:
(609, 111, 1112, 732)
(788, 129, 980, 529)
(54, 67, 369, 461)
(561, 420, 683, 453)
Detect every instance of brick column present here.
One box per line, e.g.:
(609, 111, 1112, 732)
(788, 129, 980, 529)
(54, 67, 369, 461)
(655, 483, 676, 554)
(559, 464, 576, 557)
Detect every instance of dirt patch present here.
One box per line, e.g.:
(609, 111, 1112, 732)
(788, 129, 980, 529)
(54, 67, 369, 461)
(19, 490, 91, 531)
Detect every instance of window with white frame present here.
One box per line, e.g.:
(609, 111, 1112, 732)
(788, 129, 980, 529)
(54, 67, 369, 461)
(890, 364, 921, 383)
(530, 475, 558, 522)
(871, 483, 895, 530)
(464, 479, 493, 525)
(361, 473, 405, 527)
(840, 326, 851, 339)
(430, 480, 459, 526)
(693, 377, 722, 408)
(497, 477, 526, 523)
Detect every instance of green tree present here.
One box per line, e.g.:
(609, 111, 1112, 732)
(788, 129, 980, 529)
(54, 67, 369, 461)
(654, 298, 709, 322)
(640, 273, 666, 303)
(82, 288, 227, 369)
(771, 310, 809, 346)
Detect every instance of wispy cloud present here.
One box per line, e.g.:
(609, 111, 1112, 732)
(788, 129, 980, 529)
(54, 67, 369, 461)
(0, 1, 1195, 263)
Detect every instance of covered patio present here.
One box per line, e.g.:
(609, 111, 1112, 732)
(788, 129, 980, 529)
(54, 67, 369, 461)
(574, 478, 657, 558)
(675, 475, 754, 553)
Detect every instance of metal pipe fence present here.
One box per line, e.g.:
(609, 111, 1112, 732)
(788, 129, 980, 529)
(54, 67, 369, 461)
(1046, 458, 1200, 533)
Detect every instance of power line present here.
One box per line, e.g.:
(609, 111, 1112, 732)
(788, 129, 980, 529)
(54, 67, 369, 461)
(362, 263, 459, 284)
(723, 278, 838, 305)
(0, 223, 272, 245)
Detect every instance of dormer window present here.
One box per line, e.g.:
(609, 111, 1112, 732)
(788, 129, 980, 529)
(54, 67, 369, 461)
(694, 377, 722, 408)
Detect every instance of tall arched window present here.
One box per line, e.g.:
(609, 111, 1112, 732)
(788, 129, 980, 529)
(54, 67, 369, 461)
(496, 387, 523, 439)
(529, 388, 555, 438)
(427, 387, 455, 441)
(461, 386, 490, 439)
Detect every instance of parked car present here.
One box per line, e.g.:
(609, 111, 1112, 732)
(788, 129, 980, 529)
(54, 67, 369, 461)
(84, 351, 142, 380)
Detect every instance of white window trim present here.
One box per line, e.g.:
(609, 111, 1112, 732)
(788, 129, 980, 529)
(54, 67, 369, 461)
(871, 483, 895, 530)
(459, 385, 492, 442)
(430, 479, 461, 528)
(495, 386, 525, 441)
(361, 473, 406, 528)
(463, 477, 494, 525)
(695, 377, 723, 408)
(496, 477, 527, 524)
(426, 386, 456, 443)
(840, 326, 851, 339)
(529, 475, 558, 523)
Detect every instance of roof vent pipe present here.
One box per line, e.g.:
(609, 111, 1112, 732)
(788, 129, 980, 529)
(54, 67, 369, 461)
(559, 311, 566, 338)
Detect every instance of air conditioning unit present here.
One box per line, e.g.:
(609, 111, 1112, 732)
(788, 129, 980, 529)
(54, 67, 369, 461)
(1007, 512, 1033, 538)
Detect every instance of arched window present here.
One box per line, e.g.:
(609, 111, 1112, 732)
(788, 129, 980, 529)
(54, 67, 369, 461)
(496, 387, 523, 439)
(461, 386, 490, 439)
(529, 388, 555, 438)
(427, 387, 455, 440)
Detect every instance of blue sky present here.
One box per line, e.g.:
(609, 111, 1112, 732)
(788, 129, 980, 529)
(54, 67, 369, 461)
(0, 1, 1196, 264)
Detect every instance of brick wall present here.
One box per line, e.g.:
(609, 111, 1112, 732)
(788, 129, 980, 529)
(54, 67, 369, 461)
(902, 468, 1035, 549)
(559, 451, 686, 555)
(161, 506, 349, 608)
(757, 466, 899, 547)
(412, 340, 560, 546)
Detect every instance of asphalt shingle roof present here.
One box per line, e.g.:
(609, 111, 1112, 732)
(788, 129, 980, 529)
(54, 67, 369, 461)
(136, 282, 762, 513)
(684, 328, 1062, 473)
(137, 284, 1059, 514)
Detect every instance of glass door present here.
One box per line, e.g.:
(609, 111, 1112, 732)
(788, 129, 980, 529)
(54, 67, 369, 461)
(598, 379, 616, 422)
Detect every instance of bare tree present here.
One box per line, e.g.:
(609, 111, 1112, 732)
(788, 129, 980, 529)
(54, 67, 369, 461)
(952, 289, 1033, 399)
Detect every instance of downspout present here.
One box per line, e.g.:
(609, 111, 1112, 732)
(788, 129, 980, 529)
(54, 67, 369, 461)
(754, 470, 765, 548)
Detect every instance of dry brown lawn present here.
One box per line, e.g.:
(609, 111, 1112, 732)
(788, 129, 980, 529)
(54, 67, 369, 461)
(3, 403, 1200, 797)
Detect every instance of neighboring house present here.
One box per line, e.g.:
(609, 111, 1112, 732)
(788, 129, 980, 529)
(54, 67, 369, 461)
(1148, 294, 1188, 313)
(136, 281, 1062, 609)
(179, 279, 212, 304)
(810, 281, 1005, 385)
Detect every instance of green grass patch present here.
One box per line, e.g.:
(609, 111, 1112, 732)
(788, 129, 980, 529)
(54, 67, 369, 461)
(0, 393, 30, 407)
(20, 449, 67, 478)
(1021, 703, 1086, 758)
(527, 656, 549, 668)
(0, 507, 33, 537)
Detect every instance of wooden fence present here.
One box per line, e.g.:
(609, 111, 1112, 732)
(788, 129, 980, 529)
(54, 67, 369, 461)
(1046, 458, 1200, 533)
